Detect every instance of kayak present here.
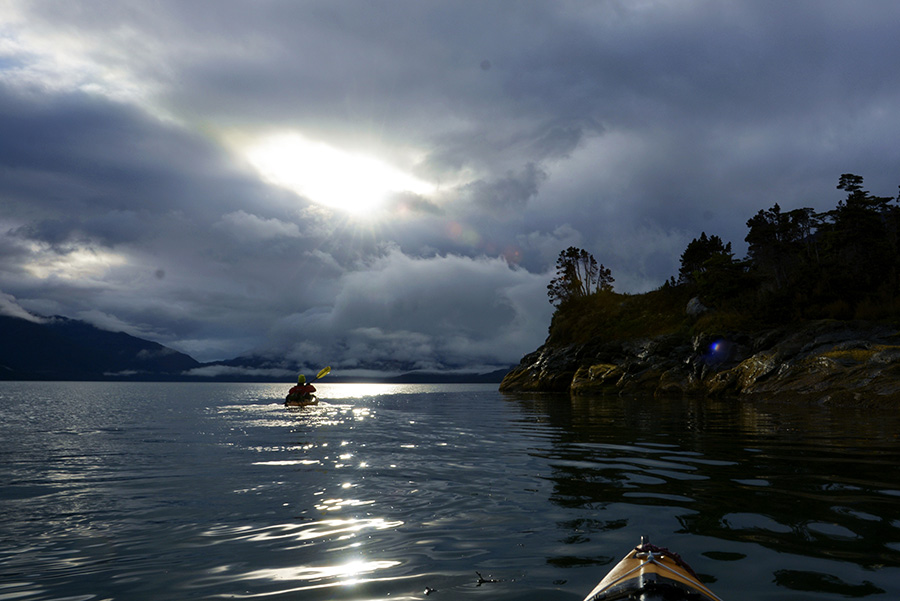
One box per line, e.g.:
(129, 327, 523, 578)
(284, 393, 317, 407)
(583, 539, 723, 601)
(583, 539, 722, 601)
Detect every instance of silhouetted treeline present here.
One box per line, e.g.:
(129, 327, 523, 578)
(676, 173, 900, 323)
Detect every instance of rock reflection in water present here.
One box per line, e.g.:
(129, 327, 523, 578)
(505, 391, 900, 596)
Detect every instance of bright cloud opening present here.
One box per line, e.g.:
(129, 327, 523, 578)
(24, 246, 128, 281)
(244, 133, 435, 215)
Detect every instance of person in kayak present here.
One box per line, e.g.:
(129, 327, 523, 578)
(285, 374, 317, 406)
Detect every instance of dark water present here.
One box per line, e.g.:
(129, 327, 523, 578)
(1, 382, 898, 600)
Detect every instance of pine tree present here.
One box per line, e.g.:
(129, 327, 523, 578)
(547, 247, 614, 305)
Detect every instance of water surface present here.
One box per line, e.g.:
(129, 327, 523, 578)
(1, 382, 898, 600)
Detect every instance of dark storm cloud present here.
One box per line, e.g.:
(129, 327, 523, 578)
(3, 0, 900, 371)
(0, 82, 270, 230)
(461, 163, 548, 212)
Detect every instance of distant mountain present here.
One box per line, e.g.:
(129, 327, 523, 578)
(0, 315, 200, 380)
(203, 352, 513, 383)
(0, 314, 513, 383)
(377, 368, 513, 384)
(209, 352, 423, 376)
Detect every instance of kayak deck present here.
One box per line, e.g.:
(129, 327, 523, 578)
(583, 539, 723, 601)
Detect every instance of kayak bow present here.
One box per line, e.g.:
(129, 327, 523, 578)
(583, 539, 723, 601)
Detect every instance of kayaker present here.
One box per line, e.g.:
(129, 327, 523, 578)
(286, 374, 316, 405)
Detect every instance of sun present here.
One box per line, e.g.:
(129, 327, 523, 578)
(244, 133, 434, 215)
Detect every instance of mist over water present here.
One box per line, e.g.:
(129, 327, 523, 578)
(1, 381, 898, 600)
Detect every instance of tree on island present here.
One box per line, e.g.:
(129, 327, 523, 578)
(545, 173, 900, 339)
(677, 232, 747, 306)
(547, 246, 614, 305)
(817, 173, 898, 300)
(713, 173, 900, 321)
(678, 232, 734, 284)
(740, 173, 900, 319)
(745, 204, 818, 291)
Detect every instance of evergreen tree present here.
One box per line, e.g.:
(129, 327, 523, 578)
(745, 204, 818, 290)
(678, 233, 733, 284)
(547, 247, 614, 305)
(818, 173, 897, 301)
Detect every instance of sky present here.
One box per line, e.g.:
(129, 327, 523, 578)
(2, 1, 900, 378)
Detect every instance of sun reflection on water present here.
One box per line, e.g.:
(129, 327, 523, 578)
(315, 383, 427, 399)
(315, 497, 375, 512)
(197, 519, 407, 596)
(202, 518, 404, 546)
(239, 558, 402, 584)
(197, 385, 425, 598)
(220, 558, 405, 597)
(251, 459, 321, 466)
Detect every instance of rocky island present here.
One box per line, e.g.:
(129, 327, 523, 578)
(500, 308, 900, 404)
(501, 174, 900, 404)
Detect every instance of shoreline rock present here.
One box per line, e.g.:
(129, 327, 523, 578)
(499, 320, 900, 404)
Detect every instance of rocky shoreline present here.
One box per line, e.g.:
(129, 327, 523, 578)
(499, 319, 900, 404)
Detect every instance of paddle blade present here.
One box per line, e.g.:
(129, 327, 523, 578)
(316, 366, 331, 380)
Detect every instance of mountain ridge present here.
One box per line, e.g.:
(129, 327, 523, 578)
(0, 314, 510, 383)
(0, 315, 201, 380)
